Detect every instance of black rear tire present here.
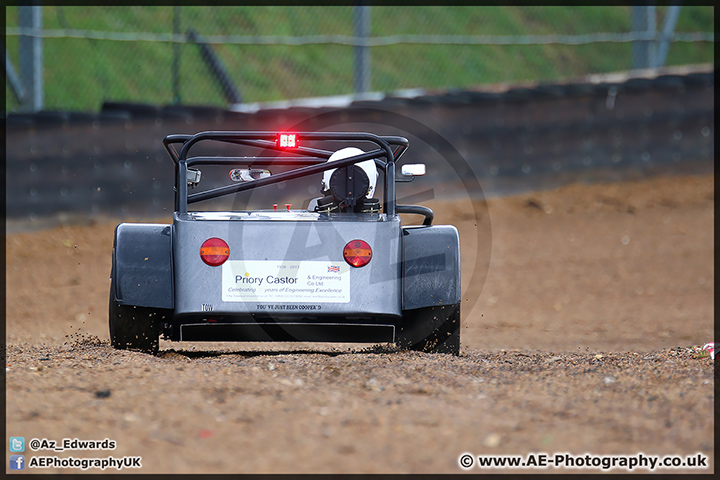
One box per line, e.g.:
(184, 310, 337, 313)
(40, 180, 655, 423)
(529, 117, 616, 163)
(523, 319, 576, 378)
(109, 278, 163, 355)
(397, 304, 460, 355)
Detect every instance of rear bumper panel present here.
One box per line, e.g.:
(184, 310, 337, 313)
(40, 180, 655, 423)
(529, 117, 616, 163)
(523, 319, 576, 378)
(173, 214, 403, 317)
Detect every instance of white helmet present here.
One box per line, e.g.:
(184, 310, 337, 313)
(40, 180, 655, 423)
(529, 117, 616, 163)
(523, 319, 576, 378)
(322, 147, 378, 199)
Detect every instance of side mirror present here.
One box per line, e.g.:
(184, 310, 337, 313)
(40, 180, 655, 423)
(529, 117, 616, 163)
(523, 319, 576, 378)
(401, 164, 426, 177)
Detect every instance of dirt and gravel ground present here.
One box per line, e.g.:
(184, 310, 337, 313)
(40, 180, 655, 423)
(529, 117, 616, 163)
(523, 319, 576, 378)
(5, 173, 714, 474)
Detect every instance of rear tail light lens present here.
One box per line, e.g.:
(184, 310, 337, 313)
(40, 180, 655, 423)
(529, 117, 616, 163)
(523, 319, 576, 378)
(343, 239, 372, 267)
(200, 238, 229, 266)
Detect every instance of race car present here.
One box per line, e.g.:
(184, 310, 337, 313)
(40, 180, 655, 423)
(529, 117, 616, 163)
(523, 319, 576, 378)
(109, 131, 461, 355)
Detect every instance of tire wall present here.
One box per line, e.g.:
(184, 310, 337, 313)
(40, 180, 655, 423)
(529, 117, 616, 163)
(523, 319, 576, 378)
(5, 70, 713, 221)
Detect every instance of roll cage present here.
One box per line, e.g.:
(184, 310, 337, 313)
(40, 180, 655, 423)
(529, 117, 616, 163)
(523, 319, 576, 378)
(162, 131, 412, 217)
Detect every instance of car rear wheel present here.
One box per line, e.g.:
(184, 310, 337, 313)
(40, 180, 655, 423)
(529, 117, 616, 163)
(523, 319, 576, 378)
(109, 278, 163, 355)
(397, 304, 460, 355)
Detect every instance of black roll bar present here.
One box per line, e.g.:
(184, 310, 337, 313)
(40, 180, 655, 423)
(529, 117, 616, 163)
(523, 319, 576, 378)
(166, 131, 402, 216)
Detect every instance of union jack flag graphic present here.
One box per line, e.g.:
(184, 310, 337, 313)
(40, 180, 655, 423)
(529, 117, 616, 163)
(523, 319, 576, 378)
(328, 265, 340, 273)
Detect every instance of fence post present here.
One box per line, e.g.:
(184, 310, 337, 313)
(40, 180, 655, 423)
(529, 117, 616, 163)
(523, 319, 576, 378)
(654, 5, 682, 68)
(631, 4, 656, 70)
(18, 4, 44, 112)
(353, 4, 371, 94)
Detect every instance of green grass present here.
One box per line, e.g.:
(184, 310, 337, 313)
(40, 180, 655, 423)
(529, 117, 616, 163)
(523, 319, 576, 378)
(5, 6, 714, 113)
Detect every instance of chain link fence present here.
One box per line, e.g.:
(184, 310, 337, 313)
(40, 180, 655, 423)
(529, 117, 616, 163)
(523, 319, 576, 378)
(5, 5, 714, 113)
